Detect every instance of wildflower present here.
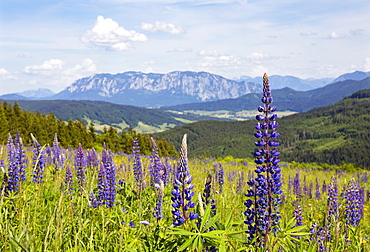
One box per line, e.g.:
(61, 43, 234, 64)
(327, 176, 338, 220)
(6, 134, 20, 192)
(86, 148, 100, 169)
(64, 164, 74, 193)
(14, 131, 26, 182)
(149, 137, 165, 189)
(293, 205, 303, 227)
(102, 147, 116, 208)
(245, 73, 282, 245)
(89, 192, 99, 208)
(217, 163, 224, 192)
(75, 143, 86, 188)
(140, 220, 151, 225)
(171, 134, 199, 226)
(153, 180, 164, 220)
(315, 178, 321, 200)
(344, 178, 362, 226)
(52, 133, 64, 172)
(31, 134, 45, 184)
(202, 174, 217, 215)
(132, 137, 143, 191)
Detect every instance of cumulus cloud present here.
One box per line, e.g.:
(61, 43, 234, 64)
(0, 68, 17, 80)
(81, 15, 148, 51)
(63, 58, 97, 78)
(23, 58, 98, 90)
(24, 59, 64, 75)
(141, 21, 185, 34)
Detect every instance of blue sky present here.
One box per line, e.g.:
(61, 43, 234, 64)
(1, 0, 370, 94)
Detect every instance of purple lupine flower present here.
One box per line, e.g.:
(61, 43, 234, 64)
(171, 134, 199, 226)
(162, 158, 171, 186)
(315, 178, 321, 200)
(344, 178, 362, 226)
(14, 131, 26, 182)
(6, 134, 20, 192)
(52, 133, 64, 172)
(1, 160, 8, 196)
(293, 171, 302, 200)
(153, 180, 164, 220)
(202, 174, 217, 215)
(64, 164, 74, 193)
(293, 205, 303, 227)
(217, 163, 224, 193)
(245, 74, 282, 245)
(95, 162, 107, 206)
(327, 176, 338, 220)
(102, 147, 116, 208)
(89, 192, 99, 208)
(322, 180, 327, 194)
(86, 148, 100, 169)
(31, 134, 45, 184)
(75, 143, 86, 188)
(132, 137, 143, 192)
(149, 137, 165, 189)
(236, 171, 244, 194)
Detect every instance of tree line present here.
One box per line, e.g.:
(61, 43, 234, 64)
(0, 101, 178, 157)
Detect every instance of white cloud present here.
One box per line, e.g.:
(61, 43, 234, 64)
(141, 21, 185, 34)
(81, 15, 148, 51)
(24, 59, 64, 75)
(323, 31, 346, 39)
(364, 57, 370, 71)
(0, 68, 17, 80)
(22, 58, 98, 91)
(63, 58, 97, 78)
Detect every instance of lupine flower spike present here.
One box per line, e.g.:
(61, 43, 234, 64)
(52, 133, 64, 172)
(102, 147, 117, 208)
(75, 143, 86, 189)
(171, 134, 199, 226)
(31, 134, 45, 184)
(153, 180, 164, 220)
(132, 137, 144, 192)
(244, 73, 282, 245)
(149, 137, 165, 189)
(15, 131, 27, 182)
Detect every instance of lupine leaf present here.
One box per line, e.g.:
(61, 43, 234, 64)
(178, 236, 195, 251)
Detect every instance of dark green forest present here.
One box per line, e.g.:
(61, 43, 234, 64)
(0, 101, 177, 156)
(6, 99, 230, 131)
(154, 89, 370, 169)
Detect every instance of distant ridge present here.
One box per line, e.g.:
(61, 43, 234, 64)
(161, 76, 370, 112)
(51, 71, 260, 107)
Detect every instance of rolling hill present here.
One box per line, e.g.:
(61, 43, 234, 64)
(153, 89, 370, 169)
(4, 99, 232, 133)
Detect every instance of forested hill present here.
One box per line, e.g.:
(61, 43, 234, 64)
(0, 101, 177, 156)
(153, 89, 370, 169)
(2, 99, 230, 133)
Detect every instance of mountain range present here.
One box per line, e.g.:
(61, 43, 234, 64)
(2, 70, 370, 108)
(162, 76, 370, 113)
